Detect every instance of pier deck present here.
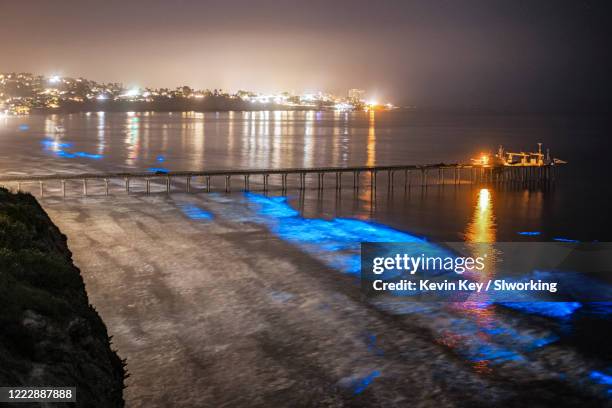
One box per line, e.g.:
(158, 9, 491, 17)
(0, 163, 558, 197)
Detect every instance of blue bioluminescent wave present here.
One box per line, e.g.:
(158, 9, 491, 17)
(179, 204, 213, 220)
(148, 167, 169, 173)
(490, 270, 612, 319)
(591, 370, 612, 385)
(346, 370, 381, 395)
(56, 150, 77, 158)
(74, 151, 103, 160)
(41, 141, 104, 160)
(553, 237, 580, 243)
(498, 302, 582, 319)
(590, 370, 612, 396)
(518, 231, 541, 236)
(41, 140, 73, 149)
(584, 302, 612, 316)
(244, 193, 434, 275)
(54, 150, 103, 159)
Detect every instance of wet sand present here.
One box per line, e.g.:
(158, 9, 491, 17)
(40, 192, 608, 407)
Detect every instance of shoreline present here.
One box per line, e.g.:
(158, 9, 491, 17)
(24, 100, 377, 115)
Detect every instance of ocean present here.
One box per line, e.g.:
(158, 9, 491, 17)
(1, 110, 610, 406)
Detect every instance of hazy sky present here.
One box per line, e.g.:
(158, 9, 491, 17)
(1, 0, 610, 110)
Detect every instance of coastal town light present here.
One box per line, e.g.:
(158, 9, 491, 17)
(1, 71, 397, 115)
(334, 102, 353, 111)
(125, 88, 140, 97)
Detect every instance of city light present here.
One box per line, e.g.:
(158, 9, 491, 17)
(125, 88, 140, 97)
(334, 102, 352, 111)
(0, 72, 398, 115)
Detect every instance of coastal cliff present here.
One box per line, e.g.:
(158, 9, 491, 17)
(0, 188, 125, 406)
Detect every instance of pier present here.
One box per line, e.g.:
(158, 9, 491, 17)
(0, 163, 559, 197)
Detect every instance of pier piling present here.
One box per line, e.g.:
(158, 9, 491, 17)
(0, 163, 561, 197)
(225, 175, 231, 192)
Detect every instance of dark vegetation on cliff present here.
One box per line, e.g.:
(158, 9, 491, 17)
(0, 188, 125, 407)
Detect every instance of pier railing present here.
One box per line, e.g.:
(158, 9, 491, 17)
(0, 163, 558, 197)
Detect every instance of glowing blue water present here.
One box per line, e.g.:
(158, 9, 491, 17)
(488, 270, 612, 318)
(148, 167, 169, 173)
(349, 370, 381, 395)
(179, 204, 213, 220)
(590, 370, 612, 396)
(499, 302, 582, 319)
(553, 237, 580, 243)
(590, 371, 612, 385)
(41, 141, 103, 160)
(518, 231, 541, 236)
(74, 152, 103, 160)
(584, 302, 612, 316)
(41, 140, 73, 149)
(244, 193, 431, 275)
(56, 150, 77, 158)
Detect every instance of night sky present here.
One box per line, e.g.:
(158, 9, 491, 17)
(1, 0, 610, 111)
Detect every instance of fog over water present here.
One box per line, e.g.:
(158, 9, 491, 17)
(1, 111, 611, 406)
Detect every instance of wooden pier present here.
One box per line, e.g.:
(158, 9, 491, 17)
(0, 163, 559, 197)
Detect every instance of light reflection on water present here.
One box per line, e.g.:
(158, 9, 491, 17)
(453, 187, 500, 373)
(2, 109, 608, 242)
(358, 110, 377, 216)
(465, 188, 496, 243)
